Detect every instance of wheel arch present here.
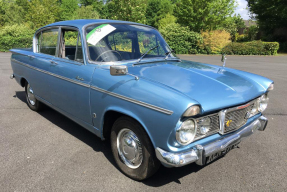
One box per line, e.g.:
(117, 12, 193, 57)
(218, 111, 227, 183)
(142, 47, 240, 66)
(101, 108, 156, 148)
(20, 77, 27, 87)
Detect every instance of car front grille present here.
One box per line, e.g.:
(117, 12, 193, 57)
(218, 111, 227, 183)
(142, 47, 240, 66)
(224, 104, 254, 134)
(194, 100, 256, 140)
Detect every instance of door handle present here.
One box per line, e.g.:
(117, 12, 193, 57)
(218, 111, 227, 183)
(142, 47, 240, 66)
(75, 76, 84, 81)
(50, 60, 58, 65)
(28, 55, 35, 59)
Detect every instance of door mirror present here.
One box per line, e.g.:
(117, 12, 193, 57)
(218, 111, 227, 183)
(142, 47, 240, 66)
(110, 65, 128, 76)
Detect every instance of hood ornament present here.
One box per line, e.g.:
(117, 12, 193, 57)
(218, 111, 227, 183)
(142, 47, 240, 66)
(221, 54, 227, 67)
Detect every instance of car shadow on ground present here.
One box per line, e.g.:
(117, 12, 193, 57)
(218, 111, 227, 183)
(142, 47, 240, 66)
(15, 91, 206, 186)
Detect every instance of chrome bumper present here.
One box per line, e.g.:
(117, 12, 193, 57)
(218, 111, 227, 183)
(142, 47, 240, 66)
(155, 116, 268, 167)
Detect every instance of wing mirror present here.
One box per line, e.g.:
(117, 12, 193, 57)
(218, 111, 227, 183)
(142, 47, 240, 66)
(110, 65, 139, 80)
(110, 65, 128, 76)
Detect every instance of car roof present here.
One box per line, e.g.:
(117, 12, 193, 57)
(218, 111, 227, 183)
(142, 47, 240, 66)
(41, 19, 151, 30)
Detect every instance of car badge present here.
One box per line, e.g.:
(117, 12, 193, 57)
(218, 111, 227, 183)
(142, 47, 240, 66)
(226, 119, 233, 127)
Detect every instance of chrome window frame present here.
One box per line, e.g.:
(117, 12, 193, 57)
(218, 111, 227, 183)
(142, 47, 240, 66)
(55, 26, 85, 65)
(33, 25, 87, 65)
(33, 26, 60, 57)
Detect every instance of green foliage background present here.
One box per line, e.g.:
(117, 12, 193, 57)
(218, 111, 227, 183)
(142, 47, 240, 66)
(0, 0, 281, 55)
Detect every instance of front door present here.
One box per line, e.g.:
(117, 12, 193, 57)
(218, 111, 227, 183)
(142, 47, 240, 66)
(49, 27, 95, 124)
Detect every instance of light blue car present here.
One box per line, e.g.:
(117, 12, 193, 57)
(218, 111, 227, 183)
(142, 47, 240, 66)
(10, 20, 273, 180)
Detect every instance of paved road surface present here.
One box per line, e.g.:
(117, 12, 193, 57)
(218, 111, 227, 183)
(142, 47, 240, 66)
(1, 53, 286, 191)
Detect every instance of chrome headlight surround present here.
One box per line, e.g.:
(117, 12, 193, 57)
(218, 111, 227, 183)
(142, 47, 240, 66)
(176, 119, 197, 145)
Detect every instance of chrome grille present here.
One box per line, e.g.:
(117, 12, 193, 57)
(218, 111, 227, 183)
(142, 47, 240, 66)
(195, 114, 219, 140)
(224, 104, 254, 134)
(193, 99, 257, 140)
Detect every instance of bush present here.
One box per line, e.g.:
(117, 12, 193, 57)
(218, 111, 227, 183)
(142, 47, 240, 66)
(236, 34, 249, 42)
(222, 41, 279, 55)
(246, 25, 259, 41)
(159, 23, 203, 54)
(0, 24, 34, 52)
(201, 30, 231, 54)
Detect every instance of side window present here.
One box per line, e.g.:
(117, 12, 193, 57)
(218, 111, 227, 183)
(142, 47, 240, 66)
(59, 29, 84, 63)
(37, 28, 59, 56)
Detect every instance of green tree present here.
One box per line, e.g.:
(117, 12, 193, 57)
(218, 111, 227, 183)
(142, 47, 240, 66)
(174, 0, 236, 32)
(247, 0, 287, 41)
(15, 0, 30, 12)
(60, 0, 79, 21)
(159, 23, 204, 54)
(146, 0, 174, 28)
(26, 0, 60, 29)
(73, 5, 99, 19)
(158, 13, 177, 30)
(106, 0, 147, 24)
(221, 14, 245, 41)
(0, 0, 26, 26)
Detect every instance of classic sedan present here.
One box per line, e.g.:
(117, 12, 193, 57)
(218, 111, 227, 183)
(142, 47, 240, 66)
(10, 19, 273, 180)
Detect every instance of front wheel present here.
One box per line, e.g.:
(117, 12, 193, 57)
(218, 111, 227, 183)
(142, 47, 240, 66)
(110, 116, 160, 180)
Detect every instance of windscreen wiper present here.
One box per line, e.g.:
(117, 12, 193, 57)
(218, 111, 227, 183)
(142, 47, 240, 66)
(165, 49, 175, 60)
(137, 45, 159, 64)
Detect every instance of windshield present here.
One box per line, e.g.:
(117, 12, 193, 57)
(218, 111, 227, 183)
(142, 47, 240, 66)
(85, 24, 176, 62)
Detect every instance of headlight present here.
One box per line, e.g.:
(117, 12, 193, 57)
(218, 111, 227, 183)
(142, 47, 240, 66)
(268, 83, 274, 91)
(197, 117, 211, 135)
(176, 120, 196, 145)
(258, 94, 269, 112)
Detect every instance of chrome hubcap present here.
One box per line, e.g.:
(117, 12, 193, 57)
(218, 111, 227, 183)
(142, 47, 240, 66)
(27, 84, 36, 106)
(117, 128, 143, 169)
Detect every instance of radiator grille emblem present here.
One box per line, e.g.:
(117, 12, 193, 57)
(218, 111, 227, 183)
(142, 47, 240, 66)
(226, 119, 233, 127)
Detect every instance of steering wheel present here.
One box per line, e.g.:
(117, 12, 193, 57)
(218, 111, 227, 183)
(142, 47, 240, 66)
(95, 50, 123, 62)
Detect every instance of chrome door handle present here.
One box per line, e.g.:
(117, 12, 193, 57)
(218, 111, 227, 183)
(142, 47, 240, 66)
(75, 76, 84, 81)
(50, 60, 58, 65)
(28, 55, 35, 59)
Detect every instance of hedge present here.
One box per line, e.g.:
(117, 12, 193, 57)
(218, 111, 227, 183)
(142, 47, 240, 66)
(0, 24, 34, 52)
(222, 41, 279, 55)
(159, 23, 204, 54)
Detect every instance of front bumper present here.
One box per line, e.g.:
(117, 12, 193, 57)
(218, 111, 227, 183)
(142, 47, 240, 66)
(155, 116, 268, 167)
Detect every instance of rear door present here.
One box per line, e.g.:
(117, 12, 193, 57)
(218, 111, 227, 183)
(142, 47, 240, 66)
(49, 27, 95, 124)
(29, 27, 59, 102)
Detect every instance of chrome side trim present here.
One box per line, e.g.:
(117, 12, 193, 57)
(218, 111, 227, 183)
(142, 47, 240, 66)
(12, 59, 173, 115)
(91, 86, 173, 115)
(11, 59, 90, 88)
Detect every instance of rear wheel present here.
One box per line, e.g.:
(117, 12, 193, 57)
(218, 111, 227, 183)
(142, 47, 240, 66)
(110, 116, 160, 180)
(25, 82, 43, 111)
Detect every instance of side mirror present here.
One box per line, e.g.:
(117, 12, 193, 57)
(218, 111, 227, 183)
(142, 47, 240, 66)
(110, 65, 128, 76)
